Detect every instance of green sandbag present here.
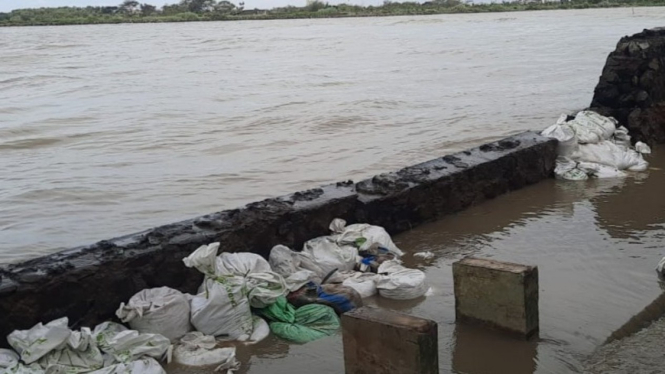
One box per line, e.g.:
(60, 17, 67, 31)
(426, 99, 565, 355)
(258, 296, 296, 323)
(269, 304, 340, 344)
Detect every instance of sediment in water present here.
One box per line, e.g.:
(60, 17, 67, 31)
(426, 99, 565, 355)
(0, 131, 556, 347)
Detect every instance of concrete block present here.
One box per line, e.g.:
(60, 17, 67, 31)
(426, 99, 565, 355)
(342, 306, 438, 374)
(453, 257, 539, 338)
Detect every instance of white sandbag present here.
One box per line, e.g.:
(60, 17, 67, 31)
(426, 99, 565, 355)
(554, 157, 588, 181)
(294, 252, 329, 280)
(171, 332, 240, 373)
(568, 110, 617, 144)
(7, 318, 71, 364)
(342, 273, 379, 298)
(541, 118, 579, 157)
(612, 126, 632, 150)
(269, 245, 322, 291)
(329, 219, 404, 257)
(38, 327, 104, 374)
(91, 322, 129, 352)
(185, 244, 288, 310)
(376, 261, 428, 300)
(217, 252, 272, 276)
(1, 363, 44, 374)
(635, 141, 652, 154)
(190, 278, 253, 340)
(269, 245, 300, 277)
(302, 236, 358, 275)
(283, 269, 319, 292)
(87, 358, 165, 374)
(183, 243, 220, 276)
(101, 330, 170, 364)
(243, 271, 287, 309)
(244, 316, 270, 345)
(184, 242, 287, 338)
(574, 141, 648, 171)
(0, 349, 19, 369)
(116, 287, 192, 342)
(39, 348, 104, 373)
(577, 162, 626, 179)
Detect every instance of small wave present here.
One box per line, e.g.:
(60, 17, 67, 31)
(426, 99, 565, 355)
(0, 74, 81, 87)
(34, 44, 87, 50)
(0, 137, 63, 150)
(391, 18, 447, 25)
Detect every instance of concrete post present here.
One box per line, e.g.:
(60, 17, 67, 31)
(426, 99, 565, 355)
(341, 306, 438, 374)
(453, 257, 539, 338)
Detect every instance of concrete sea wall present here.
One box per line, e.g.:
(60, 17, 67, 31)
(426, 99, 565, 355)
(0, 131, 556, 347)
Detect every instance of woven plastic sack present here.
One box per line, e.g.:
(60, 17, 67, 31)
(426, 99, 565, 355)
(190, 277, 253, 339)
(329, 219, 404, 257)
(116, 287, 192, 342)
(0, 349, 19, 370)
(540, 116, 579, 157)
(567, 110, 616, 144)
(184, 243, 286, 338)
(170, 332, 240, 373)
(574, 142, 648, 172)
(302, 236, 358, 276)
(269, 245, 322, 291)
(215, 251, 288, 309)
(7, 317, 72, 364)
(101, 330, 170, 364)
(269, 304, 340, 344)
(342, 273, 379, 298)
(91, 322, 129, 352)
(258, 296, 296, 324)
(376, 261, 428, 300)
(37, 326, 104, 373)
(87, 358, 165, 374)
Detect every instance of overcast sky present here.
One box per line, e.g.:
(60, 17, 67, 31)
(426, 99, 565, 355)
(0, 0, 387, 12)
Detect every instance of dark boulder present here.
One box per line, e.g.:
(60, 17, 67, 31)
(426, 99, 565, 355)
(591, 27, 665, 145)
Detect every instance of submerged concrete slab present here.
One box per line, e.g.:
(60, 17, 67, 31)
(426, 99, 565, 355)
(0, 132, 555, 347)
(453, 257, 539, 338)
(342, 306, 438, 374)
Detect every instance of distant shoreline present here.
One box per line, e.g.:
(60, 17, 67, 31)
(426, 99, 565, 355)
(1, 2, 661, 27)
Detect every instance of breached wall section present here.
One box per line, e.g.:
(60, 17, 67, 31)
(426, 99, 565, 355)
(591, 28, 665, 145)
(0, 131, 556, 347)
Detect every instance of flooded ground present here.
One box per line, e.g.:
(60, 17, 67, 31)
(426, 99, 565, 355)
(3, 7, 665, 262)
(167, 148, 664, 374)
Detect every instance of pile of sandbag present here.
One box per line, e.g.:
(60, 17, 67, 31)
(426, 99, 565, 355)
(182, 243, 286, 341)
(2, 219, 429, 370)
(1, 318, 170, 374)
(270, 219, 428, 302)
(541, 111, 652, 181)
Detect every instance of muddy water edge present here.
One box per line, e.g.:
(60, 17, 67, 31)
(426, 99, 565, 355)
(165, 148, 665, 374)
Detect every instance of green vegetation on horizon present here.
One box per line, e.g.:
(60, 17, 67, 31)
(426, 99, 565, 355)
(1, 0, 664, 26)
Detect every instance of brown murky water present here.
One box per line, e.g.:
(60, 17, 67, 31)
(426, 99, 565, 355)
(2, 7, 665, 373)
(3, 8, 665, 262)
(165, 148, 663, 374)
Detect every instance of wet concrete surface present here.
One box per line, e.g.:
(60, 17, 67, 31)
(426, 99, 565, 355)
(194, 147, 665, 374)
(584, 316, 665, 373)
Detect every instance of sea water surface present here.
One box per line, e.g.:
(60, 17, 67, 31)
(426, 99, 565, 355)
(2, 7, 665, 262)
